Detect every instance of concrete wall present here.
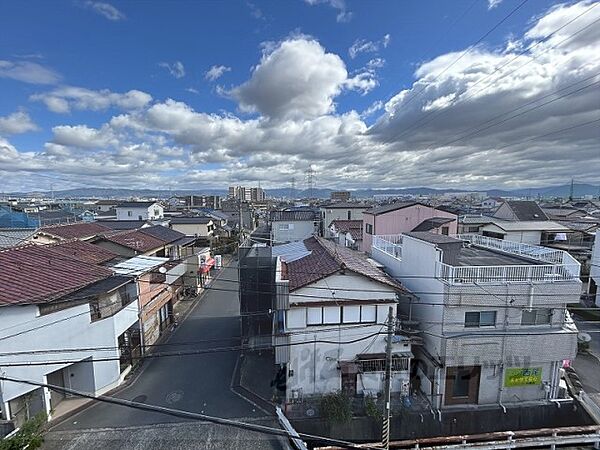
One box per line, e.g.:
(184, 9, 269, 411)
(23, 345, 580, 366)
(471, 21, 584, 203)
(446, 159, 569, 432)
(272, 221, 316, 244)
(322, 207, 366, 235)
(116, 205, 163, 221)
(171, 222, 213, 237)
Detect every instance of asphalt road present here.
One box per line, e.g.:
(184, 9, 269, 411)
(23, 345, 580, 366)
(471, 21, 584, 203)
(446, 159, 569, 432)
(52, 263, 264, 431)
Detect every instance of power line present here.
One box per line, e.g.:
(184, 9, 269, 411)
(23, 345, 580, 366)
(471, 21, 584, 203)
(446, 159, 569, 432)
(0, 375, 377, 450)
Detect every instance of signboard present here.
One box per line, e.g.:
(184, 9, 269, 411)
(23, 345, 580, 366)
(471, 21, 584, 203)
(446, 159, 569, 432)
(504, 367, 542, 387)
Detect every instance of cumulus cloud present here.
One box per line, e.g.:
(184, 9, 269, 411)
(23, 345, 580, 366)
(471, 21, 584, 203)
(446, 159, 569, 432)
(0, 60, 61, 84)
(31, 86, 152, 113)
(159, 61, 185, 78)
(0, 112, 39, 135)
(205, 65, 231, 81)
(2, 1, 600, 192)
(349, 34, 391, 59)
(83, 1, 126, 21)
(232, 38, 352, 119)
(304, 0, 352, 23)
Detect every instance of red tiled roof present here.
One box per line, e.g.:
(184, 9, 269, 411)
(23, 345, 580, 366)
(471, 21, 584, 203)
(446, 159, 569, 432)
(101, 229, 165, 252)
(0, 245, 114, 305)
(39, 222, 112, 240)
(284, 236, 405, 292)
(48, 240, 119, 264)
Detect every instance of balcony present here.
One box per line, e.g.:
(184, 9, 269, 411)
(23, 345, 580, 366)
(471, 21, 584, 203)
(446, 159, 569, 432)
(372, 233, 581, 285)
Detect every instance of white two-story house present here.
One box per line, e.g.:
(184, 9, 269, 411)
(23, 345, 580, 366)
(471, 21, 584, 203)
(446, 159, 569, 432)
(116, 201, 164, 221)
(371, 231, 580, 409)
(273, 236, 414, 409)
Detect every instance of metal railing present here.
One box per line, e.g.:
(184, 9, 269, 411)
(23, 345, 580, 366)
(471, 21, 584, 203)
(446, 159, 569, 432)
(372, 234, 403, 260)
(437, 261, 579, 284)
(457, 234, 567, 265)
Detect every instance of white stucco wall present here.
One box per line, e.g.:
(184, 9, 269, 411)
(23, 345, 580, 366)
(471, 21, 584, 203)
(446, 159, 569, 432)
(0, 300, 138, 416)
(272, 221, 316, 244)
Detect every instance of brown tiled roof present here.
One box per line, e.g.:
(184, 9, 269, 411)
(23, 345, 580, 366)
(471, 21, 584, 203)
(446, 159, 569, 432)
(48, 240, 119, 264)
(39, 222, 112, 240)
(0, 245, 114, 305)
(330, 220, 363, 233)
(101, 229, 165, 252)
(284, 236, 405, 292)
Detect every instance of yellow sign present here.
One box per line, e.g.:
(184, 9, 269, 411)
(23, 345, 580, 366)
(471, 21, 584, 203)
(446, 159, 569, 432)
(504, 367, 542, 387)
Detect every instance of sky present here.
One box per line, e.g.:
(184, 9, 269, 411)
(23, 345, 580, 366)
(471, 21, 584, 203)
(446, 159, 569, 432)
(0, 0, 599, 193)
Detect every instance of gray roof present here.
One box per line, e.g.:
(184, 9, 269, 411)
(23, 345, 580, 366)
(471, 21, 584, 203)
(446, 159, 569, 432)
(117, 201, 159, 208)
(95, 220, 151, 230)
(272, 240, 312, 262)
(412, 217, 455, 232)
(484, 220, 569, 232)
(170, 216, 212, 224)
(404, 231, 462, 244)
(501, 201, 549, 221)
(0, 228, 36, 248)
(321, 202, 370, 209)
(363, 201, 418, 215)
(60, 276, 132, 301)
(139, 225, 186, 243)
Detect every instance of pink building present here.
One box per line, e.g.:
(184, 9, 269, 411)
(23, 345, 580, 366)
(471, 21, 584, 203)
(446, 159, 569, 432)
(363, 202, 458, 253)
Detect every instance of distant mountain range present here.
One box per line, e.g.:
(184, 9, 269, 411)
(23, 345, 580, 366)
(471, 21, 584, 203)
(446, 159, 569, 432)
(4, 183, 599, 200)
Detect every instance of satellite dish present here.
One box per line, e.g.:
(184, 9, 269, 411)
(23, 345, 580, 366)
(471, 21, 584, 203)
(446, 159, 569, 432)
(159, 267, 167, 274)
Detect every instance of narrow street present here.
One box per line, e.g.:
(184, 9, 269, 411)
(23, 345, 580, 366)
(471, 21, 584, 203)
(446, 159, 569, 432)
(47, 261, 282, 448)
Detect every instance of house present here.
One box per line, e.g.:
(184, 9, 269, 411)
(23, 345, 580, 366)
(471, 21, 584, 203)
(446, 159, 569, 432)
(115, 201, 164, 221)
(321, 202, 370, 237)
(329, 219, 363, 251)
(0, 228, 36, 248)
(93, 229, 169, 257)
(371, 232, 580, 409)
(30, 222, 112, 244)
(330, 191, 351, 202)
(458, 215, 495, 234)
(93, 199, 120, 212)
(542, 207, 587, 221)
(0, 245, 139, 427)
(479, 220, 571, 245)
(269, 210, 320, 244)
(273, 237, 414, 408)
(111, 256, 175, 348)
(362, 202, 458, 253)
(590, 230, 600, 307)
(169, 216, 215, 240)
(493, 200, 549, 221)
(481, 197, 504, 209)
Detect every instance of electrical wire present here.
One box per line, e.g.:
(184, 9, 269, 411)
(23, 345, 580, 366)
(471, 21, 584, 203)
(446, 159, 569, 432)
(0, 375, 377, 450)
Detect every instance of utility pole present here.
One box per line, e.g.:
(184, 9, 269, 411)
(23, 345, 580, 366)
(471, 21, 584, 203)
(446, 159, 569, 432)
(382, 306, 394, 450)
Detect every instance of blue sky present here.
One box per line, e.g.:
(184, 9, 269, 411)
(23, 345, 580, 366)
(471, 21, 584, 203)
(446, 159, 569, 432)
(1, 0, 599, 192)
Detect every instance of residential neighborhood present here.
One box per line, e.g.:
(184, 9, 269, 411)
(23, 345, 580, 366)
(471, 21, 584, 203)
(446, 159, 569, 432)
(1, 0, 600, 448)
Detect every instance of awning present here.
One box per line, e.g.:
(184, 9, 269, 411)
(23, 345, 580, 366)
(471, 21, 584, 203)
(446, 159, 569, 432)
(199, 257, 215, 273)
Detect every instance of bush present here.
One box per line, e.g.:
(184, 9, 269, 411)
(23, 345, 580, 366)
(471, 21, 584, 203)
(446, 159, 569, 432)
(320, 391, 352, 424)
(364, 394, 382, 420)
(0, 412, 46, 450)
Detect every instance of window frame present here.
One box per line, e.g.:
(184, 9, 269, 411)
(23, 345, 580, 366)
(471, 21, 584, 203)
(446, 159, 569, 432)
(464, 311, 497, 328)
(365, 223, 373, 235)
(521, 308, 552, 326)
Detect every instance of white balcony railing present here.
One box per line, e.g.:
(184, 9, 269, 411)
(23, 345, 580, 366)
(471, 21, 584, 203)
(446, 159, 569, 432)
(437, 261, 579, 284)
(372, 234, 402, 259)
(457, 234, 566, 264)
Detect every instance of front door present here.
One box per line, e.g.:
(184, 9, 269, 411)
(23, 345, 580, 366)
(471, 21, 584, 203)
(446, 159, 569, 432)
(341, 372, 357, 396)
(444, 366, 480, 405)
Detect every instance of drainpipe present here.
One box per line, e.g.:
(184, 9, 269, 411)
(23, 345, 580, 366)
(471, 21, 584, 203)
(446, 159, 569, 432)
(498, 286, 509, 414)
(527, 282, 535, 311)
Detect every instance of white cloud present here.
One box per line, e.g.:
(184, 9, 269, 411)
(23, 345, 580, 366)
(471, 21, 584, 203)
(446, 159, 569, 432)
(366, 58, 386, 70)
(0, 60, 61, 84)
(247, 2, 264, 19)
(186, 87, 200, 94)
(304, 0, 352, 22)
(159, 61, 185, 79)
(0, 112, 39, 135)
(83, 1, 126, 21)
(348, 34, 391, 59)
(205, 65, 231, 81)
(31, 86, 152, 113)
(345, 72, 378, 95)
(51, 124, 117, 149)
(488, 0, 503, 10)
(2, 1, 600, 192)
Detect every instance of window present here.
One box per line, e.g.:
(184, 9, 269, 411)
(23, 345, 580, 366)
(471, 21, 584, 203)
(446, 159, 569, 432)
(441, 226, 449, 235)
(365, 223, 373, 235)
(464, 311, 496, 328)
(361, 305, 377, 323)
(521, 309, 552, 325)
(342, 305, 361, 323)
(360, 356, 409, 372)
(323, 306, 341, 324)
(307, 307, 323, 325)
(347, 211, 351, 220)
(127, 210, 132, 217)
(279, 223, 294, 231)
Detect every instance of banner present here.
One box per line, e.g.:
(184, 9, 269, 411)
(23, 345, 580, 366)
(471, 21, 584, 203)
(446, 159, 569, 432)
(504, 367, 542, 387)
